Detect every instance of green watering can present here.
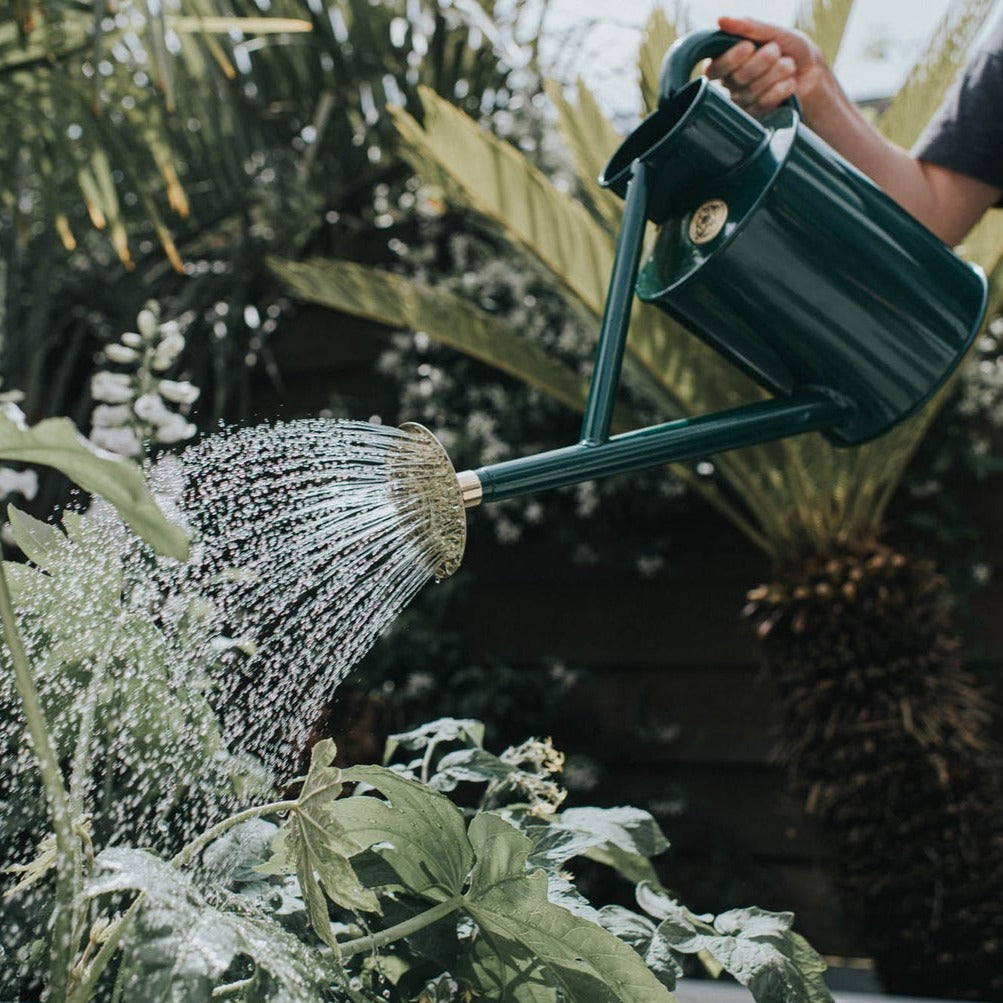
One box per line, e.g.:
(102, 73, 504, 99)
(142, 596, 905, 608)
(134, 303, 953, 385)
(420, 30, 988, 526)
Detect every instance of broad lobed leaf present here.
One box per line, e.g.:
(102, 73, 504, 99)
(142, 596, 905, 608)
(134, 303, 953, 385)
(262, 738, 379, 952)
(464, 813, 676, 1003)
(636, 884, 833, 1003)
(88, 847, 328, 1002)
(336, 763, 473, 901)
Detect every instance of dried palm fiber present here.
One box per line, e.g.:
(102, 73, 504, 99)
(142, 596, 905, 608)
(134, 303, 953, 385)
(745, 542, 1003, 1000)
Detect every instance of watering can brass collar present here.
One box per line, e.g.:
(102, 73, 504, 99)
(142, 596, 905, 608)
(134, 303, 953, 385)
(456, 469, 483, 508)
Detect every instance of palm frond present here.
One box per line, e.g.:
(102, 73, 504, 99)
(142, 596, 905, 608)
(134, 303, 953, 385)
(391, 86, 615, 316)
(637, 8, 677, 116)
(269, 256, 615, 422)
(793, 0, 854, 65)
(544, 78, 622, 230)
(877, 0, 997, 149)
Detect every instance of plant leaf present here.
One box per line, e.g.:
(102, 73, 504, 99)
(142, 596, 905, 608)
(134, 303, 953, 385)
(270, 256, 611, 424)
(464, 813, 676, 1002)
(638, 9, 677, 115)
(6, 506, 65, 571)
(392, 87, 615, 316)
(597, 905, 682, 991)
(0, 408, 187, 560)
(263, 739, 379, 952)
(512, 805, 669, 886)
(88, 847, 328, 1002)
(383, 716, 485, 765)
(544, 78, 622, 229)
(166, 16, 312, 33)
(636, 885, 832, 1003)
(335, 764, 473, 901)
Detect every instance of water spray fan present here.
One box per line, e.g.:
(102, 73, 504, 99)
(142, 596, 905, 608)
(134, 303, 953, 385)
(400, 30, 988, 579)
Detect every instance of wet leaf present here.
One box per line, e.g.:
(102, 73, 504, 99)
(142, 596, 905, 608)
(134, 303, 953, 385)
(88, 848, 327, 1002)
(597, 906, 682, 990)
(6, 506, 64, 571)
(261, 739, 379, 951)
(463, 813, 676, 1002)
(336, 764, 473, 901)
(383, 717, 485, 762)
(512, 805, 669, 886)
(0, 409, 188, 560)
(429, 746, 519, 791)
(636, 885, 832, 1003)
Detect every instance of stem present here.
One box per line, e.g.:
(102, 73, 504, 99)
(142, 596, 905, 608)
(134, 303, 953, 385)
(0, 560, 79, 1001)
(339, 894, 464, 960)
(170, 799, 298, 869)
(66, 898, 140, 1003)
(212, 976, 256, 998)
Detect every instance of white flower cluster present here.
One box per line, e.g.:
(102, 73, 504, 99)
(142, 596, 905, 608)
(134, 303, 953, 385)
(0, 391, 39, 507)
(0, 390, 39, 548)
(89, 305, 200, 458)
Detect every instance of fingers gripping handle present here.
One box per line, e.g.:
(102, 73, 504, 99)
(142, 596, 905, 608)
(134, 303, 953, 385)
(658, 28, 802, 114)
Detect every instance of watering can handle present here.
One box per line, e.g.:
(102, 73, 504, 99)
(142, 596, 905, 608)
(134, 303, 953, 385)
(658, 29, 803, 115)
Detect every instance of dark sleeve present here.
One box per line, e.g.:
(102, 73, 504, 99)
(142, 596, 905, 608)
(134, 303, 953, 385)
(912, 16, 1003, 198)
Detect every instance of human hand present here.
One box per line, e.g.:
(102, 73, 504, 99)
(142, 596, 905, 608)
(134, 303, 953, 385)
(706, 16, 829, 117)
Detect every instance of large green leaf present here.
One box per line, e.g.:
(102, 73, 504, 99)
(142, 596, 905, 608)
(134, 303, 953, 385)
(392, 87, 615, 317)
(260, 739, 379, 952)
(336, 764, 473, 901)
(511, 805, 669, 887)
(463, 813, 676, 1003)
(0, 409, 188, 560)
(270, 255, 637, 429)
(544, 78, 623, 230)
(636, 884, 832, 1003)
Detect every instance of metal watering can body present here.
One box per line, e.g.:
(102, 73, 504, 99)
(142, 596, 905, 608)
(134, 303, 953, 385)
(457, 30, 988, 508)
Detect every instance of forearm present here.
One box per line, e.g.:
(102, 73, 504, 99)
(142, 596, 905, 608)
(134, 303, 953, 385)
(802, 70, 995, 245)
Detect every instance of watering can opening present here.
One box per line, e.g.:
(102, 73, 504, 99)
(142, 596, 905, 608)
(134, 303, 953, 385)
(600, 75, 772, 225)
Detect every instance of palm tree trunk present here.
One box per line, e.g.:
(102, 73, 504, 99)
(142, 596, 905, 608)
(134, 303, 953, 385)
(745, 543, 1003, 1000)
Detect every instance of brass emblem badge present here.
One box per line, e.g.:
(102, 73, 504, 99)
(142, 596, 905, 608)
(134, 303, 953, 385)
(689, 199, 728, 244)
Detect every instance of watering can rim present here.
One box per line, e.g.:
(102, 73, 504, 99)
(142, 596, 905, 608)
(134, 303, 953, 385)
(599, 75, 729, 193)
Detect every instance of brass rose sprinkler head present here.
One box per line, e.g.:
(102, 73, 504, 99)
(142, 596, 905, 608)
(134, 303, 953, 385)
(396, 423, 479, 580)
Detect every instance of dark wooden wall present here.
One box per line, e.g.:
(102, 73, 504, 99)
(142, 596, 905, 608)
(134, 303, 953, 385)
(449, 515, 864, 957)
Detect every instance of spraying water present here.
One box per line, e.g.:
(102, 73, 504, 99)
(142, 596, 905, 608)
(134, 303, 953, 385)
(0, 417, 466, 979)
(162, 418, 466, 766)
